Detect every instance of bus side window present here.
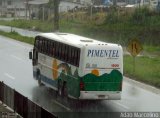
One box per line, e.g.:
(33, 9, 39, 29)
(43, 40, 46, 54)
(45, 40, 47, 54)
(50, 41, 53, 56)
(58, 43, 61, 59)
(45, 40, 48, 54)
(61, 44, 65, 61)
(60, 43, 64, 60)
(67, 45, 70, 62)
(66, 46, 69, 62)
(36, 38, 40, 51)
(39, 39, 42, 52)
(59, 43, 62, 59)
(48, 41, 51, 56)
(52, 41, 55, 57)
(54, 42, 56, 57)
(77, 49, 80, 66)
(36, 40, 39, 50)
(34, 37, 37, 47)
(35, 37, 39, 48)
(74, 49, 77, 66)
(63, 44, 66, 61)
(55, 42, 59, 58)
(71, 47, 75, 65)
(41, 39, 44, 53)
(73, 48, 77, 66)
(73, 48, 76, 65)
(64, 45, 68, 62)
(72, 48, 75, 65)
(48, 40, 51, 55)
(42, 39, 45, 53)
(46, 40, 49, 55)
(68, 46, 72, 64)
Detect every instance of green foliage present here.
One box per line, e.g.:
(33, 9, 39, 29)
(144, 45, 160, 53)
(0, 30, 34, 45)
(131, 7, 151, 25)
(37, 7, 49, 20)
(48, 0, 55, 8)
(105, 7, 119, 24)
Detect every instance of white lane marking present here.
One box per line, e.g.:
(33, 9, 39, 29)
(4, 73, 15, 80)
(112, 101, 130, 110)
(10, 55, 23, 61)
(52, 100, 71, 111)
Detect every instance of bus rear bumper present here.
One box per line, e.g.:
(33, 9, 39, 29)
(79, 91, 121, 100)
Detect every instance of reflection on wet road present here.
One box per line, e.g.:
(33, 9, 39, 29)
(0, 35, 160, 118)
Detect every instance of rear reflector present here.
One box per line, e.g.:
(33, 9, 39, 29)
(80, 82, 84, 90)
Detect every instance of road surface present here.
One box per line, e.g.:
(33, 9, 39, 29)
(0, 35, 160, 118)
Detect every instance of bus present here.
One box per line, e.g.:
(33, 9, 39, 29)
(29, 32, 123, 100)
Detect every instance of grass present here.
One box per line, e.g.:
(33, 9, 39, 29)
(143, 45, 160, 53)
(0, 13, 160, 46)
(0, 19, 53, 32)
(0, 30, 34, 45)
(124, 55, 160, 88)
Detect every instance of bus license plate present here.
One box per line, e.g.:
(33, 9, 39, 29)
(98, 95, 105, 99)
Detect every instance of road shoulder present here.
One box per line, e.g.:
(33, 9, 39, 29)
(124, 77, 160, 95)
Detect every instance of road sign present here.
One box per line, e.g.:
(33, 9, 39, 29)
(127, 39, 143, 57)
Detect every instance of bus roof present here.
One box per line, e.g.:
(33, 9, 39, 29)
(37, 33, 119, 48)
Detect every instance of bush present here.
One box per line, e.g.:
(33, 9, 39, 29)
(105, 7, 119, 24)
(131, 7, 151, 25)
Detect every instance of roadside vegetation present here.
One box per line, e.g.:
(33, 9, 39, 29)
(0, 7, 160, 88)
(0, 30, 34, 44)
(124, 55, 160, 88)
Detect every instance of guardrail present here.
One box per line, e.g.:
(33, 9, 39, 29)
(0, 81, 57, 118)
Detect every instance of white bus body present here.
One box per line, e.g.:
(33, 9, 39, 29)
(30, 33, 123, 100)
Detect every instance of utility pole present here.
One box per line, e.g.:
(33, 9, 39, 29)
(25, 0, 28, 19)
(90, 2, 93, 20)
(42, 6, 45, 21)
(53, 0, 60, 32)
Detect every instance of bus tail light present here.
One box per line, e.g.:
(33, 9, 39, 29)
(80, 82, 84, 91)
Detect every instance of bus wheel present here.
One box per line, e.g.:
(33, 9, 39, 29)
(58, 80, 63, 96)
(63, 82, 68, 97)
(37, 73, 42, 86)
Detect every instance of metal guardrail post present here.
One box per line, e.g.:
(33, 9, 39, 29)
(1, 82, 57, 118)
(3, 84, 14, 109)
(41, 107, 58, 118)
(14, 90, 28, 117)
(0, 81, 4, 103)
(23, 97, 28, 118)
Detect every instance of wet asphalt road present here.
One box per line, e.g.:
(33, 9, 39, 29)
(0, 35, 160, 118)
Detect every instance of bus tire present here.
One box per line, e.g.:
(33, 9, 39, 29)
(63, 82, 68, 98)
(58, 80, 63, 96)
(37, 71, 42, 86)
